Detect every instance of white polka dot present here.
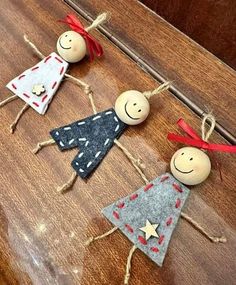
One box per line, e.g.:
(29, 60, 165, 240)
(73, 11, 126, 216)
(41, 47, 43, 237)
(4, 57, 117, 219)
(59, 141, 64, 147)
(79, 168, 84, 173)
(114, 116, 118, 122)
(85, 141, 89, 147)
(64, 127, 71, 131)
(115, 125, 119, 132)
(79, 138, 86, 141)
(55, 131, 59, 136)
(69, 139, 75, 145)
(78, 121, 85, 125)
(105, 111, 112, 115)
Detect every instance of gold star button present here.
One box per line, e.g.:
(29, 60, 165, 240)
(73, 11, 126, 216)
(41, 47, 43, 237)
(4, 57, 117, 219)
(32, 84, 46, 96)
(139, 219, 159, 240)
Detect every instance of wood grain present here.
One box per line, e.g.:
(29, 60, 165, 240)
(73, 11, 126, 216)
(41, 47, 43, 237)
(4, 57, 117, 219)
(68, 0, 236, 142)
(141, 0, 236, 70)
(0, 0, 235, 284)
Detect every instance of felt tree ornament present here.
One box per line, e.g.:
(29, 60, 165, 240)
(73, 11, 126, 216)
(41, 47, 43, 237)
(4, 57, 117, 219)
(86, 114, 236, 285)
(0, 13, 108, 133)
(33, 82, 170, 193)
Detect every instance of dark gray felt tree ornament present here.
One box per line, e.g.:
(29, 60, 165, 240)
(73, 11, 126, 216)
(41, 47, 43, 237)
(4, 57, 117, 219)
(0, 13, 107, 133)
(86, 114, 230, 285)
(33, 82, 170, 193)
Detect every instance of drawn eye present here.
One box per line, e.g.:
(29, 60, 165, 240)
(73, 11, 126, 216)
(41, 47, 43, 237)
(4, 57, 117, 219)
(65, 35, 68, 37)
(69, 39, 72, 42)
(138, 109, 141, 112)
(181, 153, 184, 155)
(190, 157, 193, 161)
(133, 103, 137, 106)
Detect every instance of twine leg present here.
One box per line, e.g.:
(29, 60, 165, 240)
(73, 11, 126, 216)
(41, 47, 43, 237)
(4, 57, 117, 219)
(181, 212, 227, 243)
(33, 138, 56, 154)
(85, 226, 118, 246)
(124, 245, 137, 285)
(57, 171, 78, 194)
(10, 104, 30, 134)
(0, 95, 18, 107)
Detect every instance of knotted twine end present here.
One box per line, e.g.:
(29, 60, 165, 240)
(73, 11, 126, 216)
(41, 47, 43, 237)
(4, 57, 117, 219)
(143, 81, 171, 100)
(85, 12, 109, 32)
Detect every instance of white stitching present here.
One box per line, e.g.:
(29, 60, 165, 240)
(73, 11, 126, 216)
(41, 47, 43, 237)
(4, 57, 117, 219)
(92, 115, 101, 121)
(105, 111, 112, 115)
(69, 139, 75, 145)
(78, 122, 85, 125)
(104, 138, 110, 146)
(87, 161, 92, 168)
(95, 151, 101, 158)
(78, 152, 84, 158)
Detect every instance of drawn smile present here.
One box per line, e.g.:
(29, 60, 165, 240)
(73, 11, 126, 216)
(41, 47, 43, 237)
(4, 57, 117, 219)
(174, 158, 193, 174)
(125, 102, 140, 120)
(59, 38, 71, 50)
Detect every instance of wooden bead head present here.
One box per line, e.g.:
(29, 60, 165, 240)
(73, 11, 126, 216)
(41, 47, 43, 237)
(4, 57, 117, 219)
(170, 147, 211, 185)
(115, 90, 150, 125)
(57, 31, 87, 63)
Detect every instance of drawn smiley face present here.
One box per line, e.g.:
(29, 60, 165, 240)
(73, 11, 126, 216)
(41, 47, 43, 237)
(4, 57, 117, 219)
(56, 31, 87, 63)
(114, 90, 150, 125)
(170, 147, 211, 185)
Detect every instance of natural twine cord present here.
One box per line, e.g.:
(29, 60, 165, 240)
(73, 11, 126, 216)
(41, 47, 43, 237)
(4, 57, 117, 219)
(24, 35, 45, 60)
(85, 13, 108, 33)
(201, 113, 216, 142)
(10, 103, 30, 134)
(0, 95, 18, 107)
(33, 138, 56, 154)
(143, 81, 171, 100)
(64, 74, 97, 114)
(85, 226, 118, 246)
(124, 245, 137, 285)
(181, 212, 226, 243)
(57, 171, 78, 193)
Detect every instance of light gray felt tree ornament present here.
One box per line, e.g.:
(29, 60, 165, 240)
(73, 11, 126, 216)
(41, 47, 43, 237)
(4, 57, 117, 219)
(86, 114, 235, 285)
(0, 13, 108, 133)
(33, 82, 171, 193)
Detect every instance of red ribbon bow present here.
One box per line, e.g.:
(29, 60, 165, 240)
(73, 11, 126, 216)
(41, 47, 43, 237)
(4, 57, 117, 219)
(167, 118, 236, 153)
(59, 14, 103, 61)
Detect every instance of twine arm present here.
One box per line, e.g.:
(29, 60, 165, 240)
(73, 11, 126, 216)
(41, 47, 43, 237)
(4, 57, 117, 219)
(181, 211, 226, 243)
(64, 74, 97, 114)
(23, 35, 45, 59)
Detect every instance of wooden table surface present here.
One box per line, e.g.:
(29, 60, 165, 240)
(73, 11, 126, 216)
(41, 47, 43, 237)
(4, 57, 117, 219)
(0, 1, 235, 284)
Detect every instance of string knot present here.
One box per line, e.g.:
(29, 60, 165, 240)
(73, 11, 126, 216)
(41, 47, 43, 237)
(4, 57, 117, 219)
(85, 237, 94, 246)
